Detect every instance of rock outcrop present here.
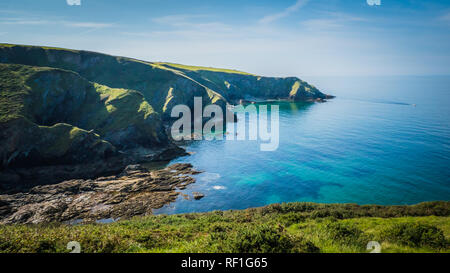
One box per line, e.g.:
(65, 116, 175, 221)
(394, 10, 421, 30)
(0, 163, 202, 224)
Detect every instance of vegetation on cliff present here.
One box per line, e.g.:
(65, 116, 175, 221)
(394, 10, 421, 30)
(0, 201, 448, 253)
(0, 63, 163, 168)
(0, 43, 327, 170)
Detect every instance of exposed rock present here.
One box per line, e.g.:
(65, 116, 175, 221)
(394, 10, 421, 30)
(193, 192, 205, 200)
(315, 98, 325, 103)
(0, 163, 202, 224)
(239, 99, 256, 105)
(148, 145, 189, 162)
(0, 145, 189, 194)
(0, 155, 133, 193)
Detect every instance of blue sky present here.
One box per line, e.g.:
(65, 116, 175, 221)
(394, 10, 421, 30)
(1, 0, 450, 77)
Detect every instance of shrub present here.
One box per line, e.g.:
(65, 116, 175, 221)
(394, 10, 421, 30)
(135, 233, 158, 249)
(383, 223, 447, 249)
(230, 225, 293, 253)
(208, 224, 291, 253)
(277, 213, 306, 226)
(208, 222, 233, 233)
(208, 224, 319, 253)
(323, 222, 367, 248)
(36, 239, 57, 253)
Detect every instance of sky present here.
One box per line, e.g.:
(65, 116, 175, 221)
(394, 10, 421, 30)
(1, 0, 450, 77)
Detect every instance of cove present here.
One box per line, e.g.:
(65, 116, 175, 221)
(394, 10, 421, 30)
(154, 76, 450, 215)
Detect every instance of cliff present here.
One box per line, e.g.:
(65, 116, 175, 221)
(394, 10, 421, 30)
(0, 43, 329, 179)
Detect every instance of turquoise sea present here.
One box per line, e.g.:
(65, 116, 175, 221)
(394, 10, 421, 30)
(155, 76, 450, 214)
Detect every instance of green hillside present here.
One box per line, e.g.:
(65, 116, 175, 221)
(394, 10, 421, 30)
(0, 43, 325, 112)
(156, 62, 255, 75)
(0, 63, 165, 168)
(0, 43, 327, 170)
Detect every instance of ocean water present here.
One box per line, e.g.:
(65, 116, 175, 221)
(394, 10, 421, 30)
(154, 76, 450, 214)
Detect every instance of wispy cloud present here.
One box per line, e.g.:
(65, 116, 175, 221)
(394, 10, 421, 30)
(259, 0, 309, 24)
(152, 14, 211, 25)
(0, 9, 26, 15)
(66, 0, 81, 6)
(0, 18, 50, 25)
(152, 14, 232, 33)
(300, 12, 367, 31)
(65, 22, 113, 28)
(0, 17, 113, 28)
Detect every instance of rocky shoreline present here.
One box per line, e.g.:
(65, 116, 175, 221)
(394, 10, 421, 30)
(0, 145, 188, 193)
(0, 163, 202, 224)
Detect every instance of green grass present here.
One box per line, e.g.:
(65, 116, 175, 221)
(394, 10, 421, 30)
(0, 44, 252, 75)
(156, 62, 255, 76)
(288, 216, 449, 253)
(0, 63, 162, 145)
(0, 202, 448, 253)
(289, 81, 301, 97)
(0, 64, 43, 122)
(0, 43, 16, 48)
(0, 43, 80, 53)
(89, 83, 160, 135)
(36, 123, 108, 157)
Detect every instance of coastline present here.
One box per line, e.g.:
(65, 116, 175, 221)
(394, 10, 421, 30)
(0, 163, 202, 224)
(0, 98, 336, 224)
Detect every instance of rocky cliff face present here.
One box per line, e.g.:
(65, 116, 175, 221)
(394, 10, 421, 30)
(159, 64, 326, 103)
(0, 63, 167, 169)
(0, 44, 330, 186)
(0, 118, 116, 168)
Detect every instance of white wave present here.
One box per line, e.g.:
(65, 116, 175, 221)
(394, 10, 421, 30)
(199, 172, 221, 182)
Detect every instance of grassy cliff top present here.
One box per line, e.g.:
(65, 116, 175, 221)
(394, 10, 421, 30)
(0, 201, 448, 253)
(0, 44, 256, 76)
(156, 62, 255, 76)
(0, 43, 81, 53)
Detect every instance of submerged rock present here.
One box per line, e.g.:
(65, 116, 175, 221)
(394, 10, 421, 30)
(192, 192, 205, 200)
(0, 163, 202, 224)
(148, 145, 189, 162)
